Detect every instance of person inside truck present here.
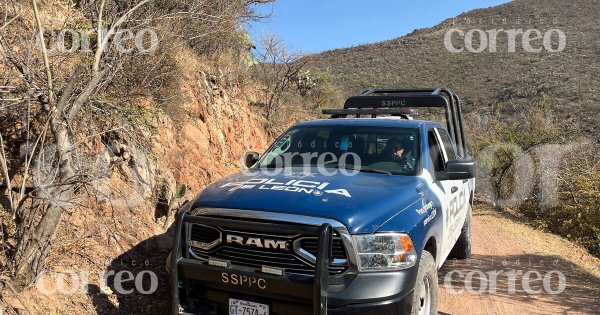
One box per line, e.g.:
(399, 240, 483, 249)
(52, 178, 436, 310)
(381, 138, 416, 171)
(382, 138, 407, 159)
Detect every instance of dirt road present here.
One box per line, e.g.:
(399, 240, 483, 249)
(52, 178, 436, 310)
(438, 204, 600, 314)
(99, 203, 600, 315)
(9, 202, 599, 314)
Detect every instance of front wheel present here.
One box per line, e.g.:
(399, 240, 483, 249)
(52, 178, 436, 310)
(411, 251, 438, 315)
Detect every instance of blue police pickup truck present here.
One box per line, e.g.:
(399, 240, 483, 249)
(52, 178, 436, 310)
(169, 89, 476, 315)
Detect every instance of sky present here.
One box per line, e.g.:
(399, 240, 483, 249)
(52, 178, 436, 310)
(247, 0, 512, 53)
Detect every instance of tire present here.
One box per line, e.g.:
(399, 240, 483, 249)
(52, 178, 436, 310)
(411, 251, 438, 315)
(449, 205, 472, 260)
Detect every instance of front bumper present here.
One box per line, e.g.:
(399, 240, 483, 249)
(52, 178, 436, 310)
(171, 211, 417, 315)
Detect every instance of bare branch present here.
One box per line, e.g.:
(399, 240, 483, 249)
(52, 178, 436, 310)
(31, 0, 54, 106)
(67, 71, 105, 121)
(253, 34, 306, 125)
(56, 66, 84, 114)
(92, 0, 151, 74)
(3, 281, 33, 315)
(0, 35, 36, 88)
(0, 13, 20, 31)
(93, 0, 106, 74)
(0, 132, 14, 211)
(16, 117, 51, 216)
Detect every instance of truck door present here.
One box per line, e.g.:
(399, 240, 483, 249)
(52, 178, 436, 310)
(426, 128, 469, 264)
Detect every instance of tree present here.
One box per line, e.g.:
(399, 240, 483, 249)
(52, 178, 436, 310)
(253, 34, 306, 128)
(296, 70, 342, 110)
(0, 0, 273, 282)
(0, 0, 155, 281)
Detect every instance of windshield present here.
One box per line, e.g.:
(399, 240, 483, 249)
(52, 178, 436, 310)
(258, 125, 420, 175)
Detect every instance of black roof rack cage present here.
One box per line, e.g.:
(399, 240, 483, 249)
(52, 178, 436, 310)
(322, 88, 469, 158)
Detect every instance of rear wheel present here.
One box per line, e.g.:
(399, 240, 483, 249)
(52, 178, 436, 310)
(449, 204, 472, 259)
(411, 251, 438, 315)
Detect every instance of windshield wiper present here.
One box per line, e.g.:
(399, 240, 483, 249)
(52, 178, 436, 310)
(359, 167, 393, 175)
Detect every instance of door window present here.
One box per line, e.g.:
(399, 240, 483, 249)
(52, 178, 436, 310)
(427, 130, 444, 172)
(436, 128, 456, 161)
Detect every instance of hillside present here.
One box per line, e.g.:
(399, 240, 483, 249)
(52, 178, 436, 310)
(0, 1, 274, 313)
(1, 59, 270, 314)
(307, 0, 600, 260)
(0, 0, 598, 314)
(1, 60, 270, 314)
(308, 0, 600, 138)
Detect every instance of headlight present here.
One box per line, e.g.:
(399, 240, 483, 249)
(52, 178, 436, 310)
(353, 233, 417, 271)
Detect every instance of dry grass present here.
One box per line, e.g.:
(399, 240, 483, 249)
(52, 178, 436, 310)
(307, 0, 600, 140)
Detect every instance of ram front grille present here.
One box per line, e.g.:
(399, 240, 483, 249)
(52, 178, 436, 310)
(187, 223, 349, 276)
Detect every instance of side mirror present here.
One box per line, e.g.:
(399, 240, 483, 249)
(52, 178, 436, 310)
(243, 151, 260, 168)
(436, 158, 476, 181)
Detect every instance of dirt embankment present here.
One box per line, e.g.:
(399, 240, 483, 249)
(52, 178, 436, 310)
(0, 59, 270, 314)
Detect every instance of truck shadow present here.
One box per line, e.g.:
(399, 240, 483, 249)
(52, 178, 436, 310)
(88, 222, 600, 314)
(88, 227, 174, 314)
(438, 253, 600, 314)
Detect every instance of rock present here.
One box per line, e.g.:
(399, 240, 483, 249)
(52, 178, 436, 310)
(100, 286, 113, 295)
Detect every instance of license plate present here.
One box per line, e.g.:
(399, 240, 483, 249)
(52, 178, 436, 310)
(229, 298, 269, 315)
